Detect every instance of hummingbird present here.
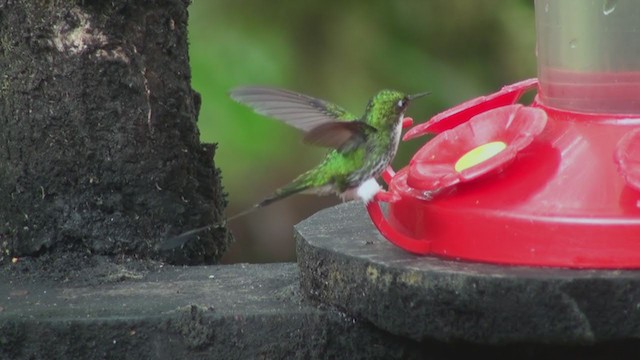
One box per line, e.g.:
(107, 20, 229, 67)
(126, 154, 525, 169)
(157, 86, 428, 251)
(228, 86, 429, 215)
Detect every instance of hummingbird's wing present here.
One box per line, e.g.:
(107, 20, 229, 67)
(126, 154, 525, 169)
(303, 121, 377, 153)
(229, 86, 357, 132)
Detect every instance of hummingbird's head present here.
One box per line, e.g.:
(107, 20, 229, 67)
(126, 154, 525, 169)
(366, 90, 429, 126)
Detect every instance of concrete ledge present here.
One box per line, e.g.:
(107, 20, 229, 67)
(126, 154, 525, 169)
(1, 263, 434, 359)
(3, 259, 640, 358)
(296, 202, 640, 345)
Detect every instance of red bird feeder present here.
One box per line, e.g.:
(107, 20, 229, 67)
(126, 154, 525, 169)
(367, 0, 640, 268)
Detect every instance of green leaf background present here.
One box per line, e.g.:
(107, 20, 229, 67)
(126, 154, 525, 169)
(188, 0, 536, 262)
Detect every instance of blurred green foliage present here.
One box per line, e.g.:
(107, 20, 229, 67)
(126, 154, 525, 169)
(188, 0, 536, 263)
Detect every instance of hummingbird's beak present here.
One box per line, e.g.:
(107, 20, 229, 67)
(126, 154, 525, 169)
(408, 92, 431, 101)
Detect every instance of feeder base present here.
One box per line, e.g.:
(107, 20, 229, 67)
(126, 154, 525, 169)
(296, 202, 640, 344)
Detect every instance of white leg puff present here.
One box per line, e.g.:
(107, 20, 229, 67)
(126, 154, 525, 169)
(356, 178, 382, 203)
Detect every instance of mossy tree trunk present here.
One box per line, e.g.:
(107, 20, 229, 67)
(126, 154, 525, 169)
(0, 0, 231, 265)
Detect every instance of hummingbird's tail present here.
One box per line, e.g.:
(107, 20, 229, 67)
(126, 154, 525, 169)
(155, 223, 223, 251)
(224, 188, 306, 222)
(226, 177, 315, 220)
(257, 183, 312, 208)
(158, 182, 313, 251)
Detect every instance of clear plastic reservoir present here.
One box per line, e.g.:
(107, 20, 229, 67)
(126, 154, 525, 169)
(535, 0, 640, 114)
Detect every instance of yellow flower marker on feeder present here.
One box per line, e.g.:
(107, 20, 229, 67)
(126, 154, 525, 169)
(455, 141, 507, 172)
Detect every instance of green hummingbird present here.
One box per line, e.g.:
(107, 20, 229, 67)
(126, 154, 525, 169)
(157, 86, 428, 251)
(228, 86, 429, 216)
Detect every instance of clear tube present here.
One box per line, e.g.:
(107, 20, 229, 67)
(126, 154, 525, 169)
(535, 0, 640, 114)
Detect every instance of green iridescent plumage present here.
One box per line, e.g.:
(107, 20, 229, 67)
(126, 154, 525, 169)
(229, 86, 428, 212)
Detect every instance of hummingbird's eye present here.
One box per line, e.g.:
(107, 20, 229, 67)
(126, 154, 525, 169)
(397, 99, 405, 108)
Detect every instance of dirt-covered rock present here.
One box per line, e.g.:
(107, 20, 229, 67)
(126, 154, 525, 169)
(0, 0, 231, 265)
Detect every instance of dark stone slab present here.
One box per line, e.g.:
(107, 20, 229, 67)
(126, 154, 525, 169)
(296, 202, 640, 345)
(3, 261, 640, 359)
(1, 263, 435, 360)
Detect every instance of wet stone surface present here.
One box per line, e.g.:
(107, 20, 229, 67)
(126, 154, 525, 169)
(296, 201, 640, 345)
(0, 263, 432, 360)
(2, 240, 640, 359)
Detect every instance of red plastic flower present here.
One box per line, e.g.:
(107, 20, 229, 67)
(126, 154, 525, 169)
(615, 128, 640, 192)
(404, 78, 538, 139)
(406, 104, 548, 192)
